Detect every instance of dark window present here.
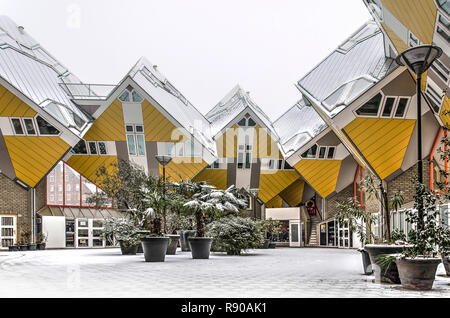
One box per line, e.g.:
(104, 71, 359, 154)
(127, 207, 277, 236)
(11, 118, 24, 135)
(318, 146, 326, 159)
(301, 144, 317, 158)
(327, 147, 335, 159)
(356, 93, 382, 116)
(245, 153, 251, 169)
(237, 153, 244, 169)
(126, 125, 134, 132)
(213, 161, 219, 169)
(36, 116, 59, 135)
(277, 159, 283, 170)
(269, 160, 274, 169)
(71, 140, 88, 154)
(382, 97, 396, 117)
(237, 118, 246, 126)
(248, 118, 256, 126)
(284, 161, 293, 170)
(430, 64, 449, 83)
(23, 118, 36, 135)
(394, 98, 409, 117)
(426, 93, 441, 113)
(98, 142, 107, 155)
(135, 125, 143, 133)
(88, 142, 97, 154)
(437, 26, 450, 43)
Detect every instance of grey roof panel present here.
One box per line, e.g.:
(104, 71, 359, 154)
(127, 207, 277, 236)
(297, 21, 397, 118)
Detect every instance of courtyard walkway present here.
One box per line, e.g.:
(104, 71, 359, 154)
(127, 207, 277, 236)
(0, 247, 449, 297)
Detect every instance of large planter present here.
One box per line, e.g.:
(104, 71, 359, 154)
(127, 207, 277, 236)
(28, 243, 37, 251)
(37, 243, 46, 250)
(166, 235, 180, 255)
(119, 241, 139, 255)
(177, 230, 196, 252)
(359, 248, 373, 275)
(8, 245, 19, 252)
(188, 237, 213, 259)
(364, 244, 408, 284)
(442, 254, 450, 276)
(141, 237, 169, 262)
(396, 257, 441, 290)
(18, 245, 29, 251)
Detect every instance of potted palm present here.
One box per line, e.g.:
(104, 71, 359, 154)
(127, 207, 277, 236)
(36, 232, 47, 250)
(183, 183, 246, 259)
(363, 175, 410, 283)
(392, 181, 450, 290)
(335, 198, 376, 275)
(102, 218, 141, 255)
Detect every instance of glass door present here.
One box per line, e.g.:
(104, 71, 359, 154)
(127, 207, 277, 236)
(76, 218, 89, 248)
(289, 220, 301, 247)
(337, 220, 350, 248)
(0, 216, 16, 248)
(91, 219, 105, 248)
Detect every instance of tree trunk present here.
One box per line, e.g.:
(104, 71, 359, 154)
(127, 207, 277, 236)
(379, 181, 391, 243)
(195, 209, 206, 237)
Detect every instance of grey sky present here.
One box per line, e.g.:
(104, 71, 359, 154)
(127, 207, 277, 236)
(1, 0, 372, 120)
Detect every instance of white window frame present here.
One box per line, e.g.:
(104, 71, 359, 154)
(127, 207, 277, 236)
(380, 96, 398, 118)
(435, 11, 450, 44)
(326, 146, 336, 159)
(407, 30, 421, 48)
(9, 117, 25, 135)
(125, 124, 146, 157)
(353, 91, 385, 118)
(392, 96, 411, 119)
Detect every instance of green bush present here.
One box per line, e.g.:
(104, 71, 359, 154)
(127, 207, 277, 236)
(206, 216, 264, 255)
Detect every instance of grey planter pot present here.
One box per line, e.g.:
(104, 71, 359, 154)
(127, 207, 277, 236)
(141, 237, 169, 262)
(441, 255, 450, 276)
(262, 239, 271, 249)
(364, 244, 409, 284)
(136, 243, 143, 253)
(177, 230, 196, 251)
(188, 237, 213, 259)
(166, 235, 180, 255)
(396, 257, 441, 290)
(28, 244, 37, 251)
(359, 248, 373, 275)
(8, 245, 19, 252)
(37, 243, 46, 250)
(119, 241, 139, 255)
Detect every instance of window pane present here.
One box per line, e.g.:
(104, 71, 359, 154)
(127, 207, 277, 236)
(36, 116, 59, 135)
(277, 159, 283, 170)
(438, 0, 450, 16)
(126, 125, 134, 132)
(394, 98, 408, 117)
(71, 140, 87, 154)
(269, 160, 274, 169)
(88, 142, 97, 155)
(135, 125, 143, 133)
(65, 164, 81, 206)
(437, 26, 450, 43)
(11, 119, 24, 135)
(132, 91, 143, 102)
(245, 152, 251, 169)
(356, 93, 382, 116)
(82, 177, 96, 207)
(237, 153, 244, 169)
(382, 97, 396, 117)
(137, 135, 145, 156)
(327, 147, 335, 159)
(47, 162, 63, 205)
(127, 135, 136, 155)
(119, 90, 130, 102)
(167, 143, 175, 156)
(98, 142, 107, 155)
(284, 161, 293, 170)
(439, 14, 450, 31)
(318, 147, 326, 158)
(23, 118, 36, 135)
(237, 118, 246, 126)
(213, 161, 219, 169)
(176, 142, 184, 157)
(248, 118, 256, 126)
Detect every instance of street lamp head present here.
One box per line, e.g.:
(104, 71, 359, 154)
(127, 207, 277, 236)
(395, 45, 442, 76)
(155, 155, 172, 166)
(249, 188, 259, 197)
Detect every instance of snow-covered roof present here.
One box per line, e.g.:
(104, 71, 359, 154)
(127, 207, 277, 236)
(0, 15, 90, 135)
(127, 57, 216, 155)
(297, 20, 397, 118)
(206, 84, 279, 139)
(273, 99, 328, 157)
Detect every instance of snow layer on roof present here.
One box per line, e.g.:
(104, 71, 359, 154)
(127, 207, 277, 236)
(0, 16, 89, 135)
(273, 99, 328, 157)
(128, 57, 216, 154)
(297, 20, 397, 118)
(206, 85, 278, 138)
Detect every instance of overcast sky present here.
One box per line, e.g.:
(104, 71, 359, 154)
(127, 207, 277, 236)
(1, 0, 372, 119)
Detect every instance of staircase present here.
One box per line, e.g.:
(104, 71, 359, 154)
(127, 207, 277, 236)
(306, 214, 322, 247)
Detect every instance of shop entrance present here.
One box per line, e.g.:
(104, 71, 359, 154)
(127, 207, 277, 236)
(75, 218, 105, 248)
(0, 215, 16, 248)
(337, 221, 351, 248)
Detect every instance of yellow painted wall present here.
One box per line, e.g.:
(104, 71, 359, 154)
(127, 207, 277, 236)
(160, 157, 207, 182)
(215, 124, 238, 158)
(66, 155, 118, 187)
(440, 96, 450, 128)
(4, 136, 69, 187)
(381, 0, 437, 45)
(266, 195, 283, 208)
(279, 178, 305, 207)
(344, 118, 415, 180)
(294, 159, 342, 199)
(252, 125, 282, 159)
(258, 170, 299, 203)
(193, 169, 227, 190)
(0, 84, 37, 117)
(142, 99, 187, 142)
(83, 99, 125, 141)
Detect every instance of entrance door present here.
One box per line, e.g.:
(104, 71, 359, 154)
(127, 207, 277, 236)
(76, 218, 89, 248)
(289, 220, 301, 247)
(337, 220, 350, 248)
(0, 215, 16, 248)
(91, 219, 105, 248)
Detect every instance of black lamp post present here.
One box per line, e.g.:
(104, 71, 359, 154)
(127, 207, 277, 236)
(395, 45, 442, 231)
(249, 188, 259, 220)
(155, 155, 172, 233)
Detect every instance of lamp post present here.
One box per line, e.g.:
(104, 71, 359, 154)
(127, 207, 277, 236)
(395, 45, 442, 231)
(155, 155, 172, 234)
(249, 188, 259, 220)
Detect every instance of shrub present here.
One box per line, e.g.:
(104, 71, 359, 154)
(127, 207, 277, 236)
(206, 216, 264, 255)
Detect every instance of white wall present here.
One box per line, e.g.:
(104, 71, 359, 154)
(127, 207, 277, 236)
(42, 216, 66, 248)
(265, 207, 301, 220)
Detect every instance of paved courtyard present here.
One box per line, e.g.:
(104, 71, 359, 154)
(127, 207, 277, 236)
(0, 247, 449, 297)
